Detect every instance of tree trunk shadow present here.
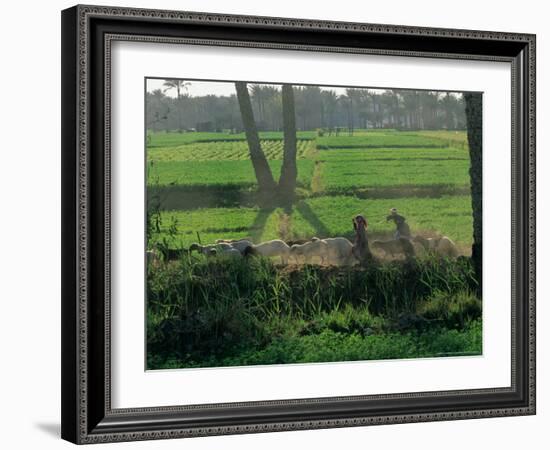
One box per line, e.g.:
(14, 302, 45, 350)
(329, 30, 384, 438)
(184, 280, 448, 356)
(250, 207, 276, 243)
(295, 201, 330, 238)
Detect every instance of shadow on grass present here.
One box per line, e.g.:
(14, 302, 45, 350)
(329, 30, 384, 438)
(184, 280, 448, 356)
(148, 183, 471, 214)
(316, 185, 472, 199)
(148, 181, 312, 212)
(247, 202, 331, 244)
(317, 144, 445, 150)
(295, 201, 330, 238)
(250, 208, 276, 242)
(338, 156, 468, 163)
(148, 185, 257, 210)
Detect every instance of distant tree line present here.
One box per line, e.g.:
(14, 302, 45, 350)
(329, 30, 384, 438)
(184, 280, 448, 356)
(146, 82, 468, 133)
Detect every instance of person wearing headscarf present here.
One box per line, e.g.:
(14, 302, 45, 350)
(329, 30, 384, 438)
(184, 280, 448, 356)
(386, 208, 411, 240)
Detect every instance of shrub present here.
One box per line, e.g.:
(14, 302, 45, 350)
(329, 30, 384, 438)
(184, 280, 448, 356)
(417, 289, 481, 329)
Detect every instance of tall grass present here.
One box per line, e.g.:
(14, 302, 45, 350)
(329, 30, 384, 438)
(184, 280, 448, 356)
(147, 255, 480, 369)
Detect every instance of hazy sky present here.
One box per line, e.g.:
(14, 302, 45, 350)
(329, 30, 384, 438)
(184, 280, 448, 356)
(146, 79, 465, 100)
(146, 78, 384, 98)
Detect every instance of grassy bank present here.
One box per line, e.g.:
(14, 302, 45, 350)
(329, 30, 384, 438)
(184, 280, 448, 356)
(147, 255, 481, 369)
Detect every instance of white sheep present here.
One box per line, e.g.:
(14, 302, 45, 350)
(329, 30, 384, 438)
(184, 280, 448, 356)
(215, 238, 253, 254)
(413, 236, 459, 258)
(211, 247, 243, 258)
(289, 239, 328, 265)
(215, 238, 252, 244)
(435, 236, 459, 258)
(321, 237, 357, 266)
(244, 239, 290, 264)
(189, 242, 242, 258)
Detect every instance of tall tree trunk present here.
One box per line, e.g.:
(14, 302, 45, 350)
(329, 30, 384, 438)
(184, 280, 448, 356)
(464, 93, 482, 296)
(279, 84, 298, 198)
(235, 82, 277, 192)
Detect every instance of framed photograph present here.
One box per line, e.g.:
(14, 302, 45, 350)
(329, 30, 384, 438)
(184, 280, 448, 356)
(61, 4, 536, 444)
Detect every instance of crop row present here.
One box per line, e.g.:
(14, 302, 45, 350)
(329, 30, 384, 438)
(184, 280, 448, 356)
(148, 139, 314, 162)
(147, 130, 317, 149)
(316, 133, 450, 149)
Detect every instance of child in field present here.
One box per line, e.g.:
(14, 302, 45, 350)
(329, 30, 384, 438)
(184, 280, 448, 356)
(386, 208, 411, 240)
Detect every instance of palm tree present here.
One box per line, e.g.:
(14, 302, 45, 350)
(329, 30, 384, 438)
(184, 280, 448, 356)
(293, 87, 307, 131)
(464, 92, 482, 295)
(344, 89, 362, 135)
(163, 79, 190, 131)
(249, 85, 263, 119)
(278, 84, 298, 198)
(402, 91, 420, 129)
(235, 82, 277, 193)
(146, 89, 170, 132)
(303, 86, 323, 130)
(440, 92, 460, 130)
(257, 85, 282, 130)
(419, 91, 440, 129)
(250, 84, 272, 127)
(370, 91, 383, 128)
(385, 90, 403, 127)
(321, 90, 338, 134)
(163, 79, 190, 99)
(381, 91, 398, 127)
(356, 89, 372, 129)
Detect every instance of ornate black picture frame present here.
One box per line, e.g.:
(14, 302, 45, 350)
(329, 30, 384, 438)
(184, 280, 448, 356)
(61, 4, 536, 444)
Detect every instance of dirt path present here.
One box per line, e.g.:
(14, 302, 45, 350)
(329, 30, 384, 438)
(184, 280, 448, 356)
(311, 160, 325, 194)
(278, 212, 292, 242)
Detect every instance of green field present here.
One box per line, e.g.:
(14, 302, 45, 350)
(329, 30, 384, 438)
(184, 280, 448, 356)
(316, 133, 447, 149)
(147, 130, 317, 148)
(146, 128, 479, 370)
(149, 139, 315, 162)
(317, 148, 470, 192)
(147, 129, 473, 251)
(148, 159, 315, 188)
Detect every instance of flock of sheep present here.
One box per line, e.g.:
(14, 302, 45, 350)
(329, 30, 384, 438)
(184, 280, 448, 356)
(147, 212, 459, 267)
(188, 236, 358, 266)
(148, 234, 459, 267)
